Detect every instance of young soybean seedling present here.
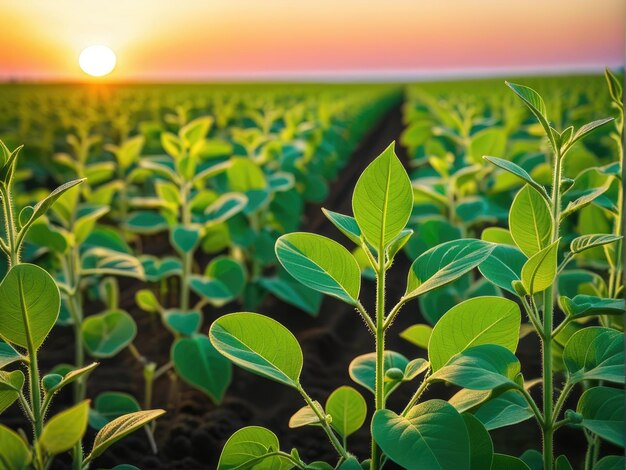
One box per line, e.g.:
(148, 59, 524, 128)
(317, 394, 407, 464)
(209, 143, 544, 469)
(0, 141, 164, 470)
(480, 80, 624, 470)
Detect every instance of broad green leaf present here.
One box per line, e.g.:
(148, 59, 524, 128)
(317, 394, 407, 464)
(190, 257, 245, 305)
(124, 211, 169, 234)
(170, 224, 202, 254)
(555, 455, 573, 470)
(39, 400, 89, 455)
(559, 295, 624, 319)
(400, 324, 432, 349)
(88, 392, 141, 430)
(82, 310, 137, 358)
(321, 208, 362, 245)
(0, 341, 22, 368)
(462, 413, 493, 470)
(372, 400, 470, 470)
(430, 345, 520, 390)
(259, 275, 323, 317)
(429, 297, 520, 371)
(478, 245, 526, 294)
(89, 409, 165, 460)
(469, 128, 506, 164)
(519, 449, 543, 470)
(140, 255, 182, 282)
(352, 142, 412, 249)
(276, 233, 360, 304)
(509, 185, 552, 257)
(491, 454, 531, 470)
(217, 426, 290, 470)
(349, 351, 409, 397)
(405, 239, 494, 300)
(0, 424, 31, 470)
(180, 116, 212, 148)
(227, 158, 266, 192)
(81, 248, 145, 280)
(0, 370, 24, 413)
(595, 455, 625, 470)
(473, 390, 533, 430)
(172, 335, 232, 404)
(520, 240, 558, 294)
(483, 156, 549, 200)
(164, 310, 202, 336)
(563, 327, 624, 384)
(449, 389, 491, 414)
(570, 234, 622, 254)
(210, 313, 302, 388)
(135, 289, 160, 313)
(0, 264, 60, 350)
(570, 118, 614, 147)
(204, 193, 247, 225)
(325, 386, 367, 438)
(577, 386, 624, 447)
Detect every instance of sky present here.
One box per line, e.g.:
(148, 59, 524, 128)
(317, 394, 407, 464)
(0, 0, 624, 82)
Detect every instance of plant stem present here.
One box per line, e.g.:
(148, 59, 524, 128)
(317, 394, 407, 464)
(371, 254, 386, 470)
(180, 182, 192, 311)
(0, 185, 20, 266)
(401, 379, 429, 416)
(297, 385, 348, 460)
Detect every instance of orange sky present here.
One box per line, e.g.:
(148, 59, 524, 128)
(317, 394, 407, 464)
(0, 0, 624, 81)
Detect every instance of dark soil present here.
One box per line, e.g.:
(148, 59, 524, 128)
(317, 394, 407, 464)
(2, 101, 607, 469)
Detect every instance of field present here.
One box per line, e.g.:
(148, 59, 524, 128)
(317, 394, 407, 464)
(0, 73, 623, 470)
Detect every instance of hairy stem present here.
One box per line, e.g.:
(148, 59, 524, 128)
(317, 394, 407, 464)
(371, 254, 386, 470)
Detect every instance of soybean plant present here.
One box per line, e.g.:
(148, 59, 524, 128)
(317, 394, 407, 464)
(0, 141, 163, 470)
(208, 143, 549, 469)
(479, 80, 624, 470)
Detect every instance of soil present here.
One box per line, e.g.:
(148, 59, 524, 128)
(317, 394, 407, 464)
(2, 101, 612, 469)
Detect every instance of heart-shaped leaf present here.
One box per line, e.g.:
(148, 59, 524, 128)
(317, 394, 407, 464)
(164, 310, 202, 336)
(170, 224, 202, 254)
(172, 335, 232, 404)
(82, 310, 137, 358)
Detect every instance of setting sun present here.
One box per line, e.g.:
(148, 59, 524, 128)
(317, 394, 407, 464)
(78, 45, 116, 77)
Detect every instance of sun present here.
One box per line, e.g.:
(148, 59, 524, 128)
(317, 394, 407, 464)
(79, 45, 117, 77)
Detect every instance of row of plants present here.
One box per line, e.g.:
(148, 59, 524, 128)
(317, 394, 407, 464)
(209, 72, 624, 469)
(0, 84, 402, 468)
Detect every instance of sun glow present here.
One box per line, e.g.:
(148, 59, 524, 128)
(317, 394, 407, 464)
(79, 45, 116, 77)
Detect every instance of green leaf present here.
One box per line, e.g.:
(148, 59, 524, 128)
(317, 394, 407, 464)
(0, 424, 31, 470)
(405, 239, 494, 300)
(506, 82, 554, 148)
(387, 229, 413, 262)
(0, 264, 60, 350)
(509, 185, 552, 257)
(164, 310, 202, 336)
(170, 224, 202, 254)
(88, 392, 141, 430)
(430, 345, 521, 390)
(289, 400, 323, 428)
(400, 324, 432, 349)
(478, 245, 526, 295)
(352, 142, 412, 249)
(259, 275, 323, 317)
(520, 240, 558, 294)
(204, 193, 247, 225)
(570, 118, 614, 147)
(39, 400, 89, 455)
(0, 341, 22, 368)
(227, 158, 266, 192)
(563, 327, 624, 384)
(172, 335, 232, 404)
(46, 363, 98, 396)
(22, 178, 86, 233)
(491, 454, 531, 470)
(217, 426, 290, 470)
(559, 295, 624, 319)
(209, 313, 302, 388)
(462, 413, 493, 470)
(577, 386, 624, 447)
(276, 233, 360, 305)
(89, 409, 165, 460)
(325, 386, 367, 438)
(605, 68, 623, 103)
(135, 289, 160, 313)
(570, 234, 622, 254)
(0, 370, 24, 414)
(124, 211, 169, 234)
(555, 455, 573, 470)
(428, 297, 520, 372)
(481, 227, 515, 246)
(483, 156, 549, 200)
(180, 116, 212, 148)
(473, 390, 534, 430)
(82, 310, 137, 358)
(349, 351, 410, 397)
(595, 455, 625, 470)
(189, 257, 245, 306)
(469, 128, 506, 164)
(321, 209, 362, 245)
(372, 400, 470, 470)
